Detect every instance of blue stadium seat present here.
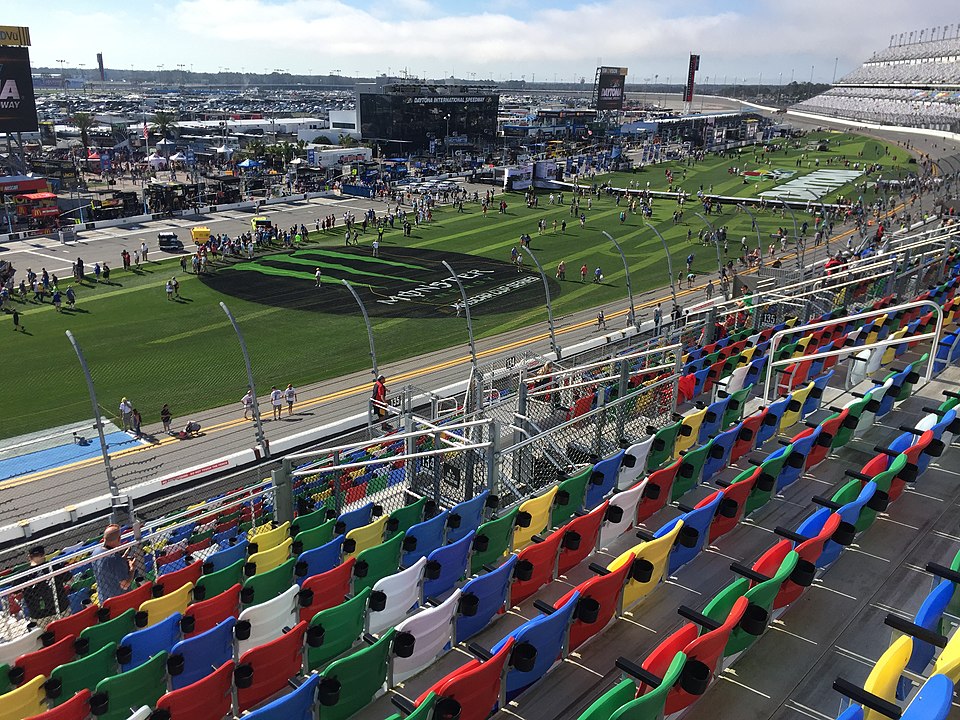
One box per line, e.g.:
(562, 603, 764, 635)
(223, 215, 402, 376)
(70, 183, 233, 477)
(698, 396, 731, 443)
(423, 531, 474, 600)
(118, 612, 183, 672)
(456, 554, 517, 642)
(755, 395, 791, 447)
(492, 590, 580, 700)
(242, 673, 319, 720)
(295, 535, 344, 584)
(804, 369, 834, 416)
(584, 450, 626, 509)
(402, 511, 449, 567)
(664, 492, 721, 576)
(446, 491, 489, 543)
(336, 502, 376, 535)
(168, 616, 236, 691)
(701, 424, 739, 484)
(204, 539, 248, 574)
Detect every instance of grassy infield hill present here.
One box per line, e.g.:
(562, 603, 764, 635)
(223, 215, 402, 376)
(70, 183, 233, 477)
(2, 132, 913, 439)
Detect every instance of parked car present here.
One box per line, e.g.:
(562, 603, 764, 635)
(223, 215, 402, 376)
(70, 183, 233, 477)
(157, 231, 183, 252)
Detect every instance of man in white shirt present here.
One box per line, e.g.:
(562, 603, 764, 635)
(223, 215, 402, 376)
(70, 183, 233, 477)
(241, 389, 255, 420)
(119, 397, 133, 432)
(284, 384, 298, 416)
(270, 386, 283, 420)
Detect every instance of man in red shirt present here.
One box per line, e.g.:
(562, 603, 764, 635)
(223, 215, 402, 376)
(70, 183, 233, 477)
(372, 375, 388, 427)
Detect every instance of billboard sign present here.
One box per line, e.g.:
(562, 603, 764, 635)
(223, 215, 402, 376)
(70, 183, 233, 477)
(596, 66, 627, 111)
(683, 54, 700, 103)
(0, 26, 30, 47)
(0, 46, 38, 132)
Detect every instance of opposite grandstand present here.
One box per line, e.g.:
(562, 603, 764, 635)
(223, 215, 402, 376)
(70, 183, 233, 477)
(795, 31, 960, 132)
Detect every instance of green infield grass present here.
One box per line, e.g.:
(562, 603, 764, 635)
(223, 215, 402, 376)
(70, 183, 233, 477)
(1, 131, 913, 439)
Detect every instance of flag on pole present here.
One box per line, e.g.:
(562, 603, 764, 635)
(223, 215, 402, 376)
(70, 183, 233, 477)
(143, 122, 148, 141)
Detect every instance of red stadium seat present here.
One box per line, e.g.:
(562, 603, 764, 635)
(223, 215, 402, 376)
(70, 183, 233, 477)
(155, 560, 203, 597)
(101, 581, 153, 619)
(44, 604, 99, 643)
(24, 688, 91, 720)
(182, 584, 241, 637)
(556, 559, 632, 651)
(13, 634, 77, 685)
(419, 637, 515, 720)
(510, 528, 564, 606)
(637, 458, 681, 522)
(236, 621, 307, 711)
(557, 503, 606, 576)
(155, 660, 235, 720)
(298, 558, 355, 624)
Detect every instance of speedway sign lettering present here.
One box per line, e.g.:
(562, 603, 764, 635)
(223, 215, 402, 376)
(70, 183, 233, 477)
(0, 45, 38, 132)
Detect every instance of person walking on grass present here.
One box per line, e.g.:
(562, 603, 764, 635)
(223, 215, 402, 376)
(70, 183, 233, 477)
(12, 309, 23, 333)
(270, 386, 283, 420)
(284, 384, 298, 416)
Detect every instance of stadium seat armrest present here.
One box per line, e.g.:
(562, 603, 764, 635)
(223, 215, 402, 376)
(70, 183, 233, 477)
(730, 562, 769, 584)
(616, 657, 663, 687)
(832, 678, 903, 719)
(774, 526, 808, 543)
(811, 495, 842, 511)
(883, 613, 947, 648)
(677, 604, 722, 631)
(926, 562, 960, 585)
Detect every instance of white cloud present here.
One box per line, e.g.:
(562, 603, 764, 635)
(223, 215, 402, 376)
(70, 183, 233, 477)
(18, 0, 960, 82)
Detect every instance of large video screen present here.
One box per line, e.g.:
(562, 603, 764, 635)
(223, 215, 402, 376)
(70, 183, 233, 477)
(0, 46, 38, 132)
(596, 67, 627, 111)
(359, 92, 498, 152)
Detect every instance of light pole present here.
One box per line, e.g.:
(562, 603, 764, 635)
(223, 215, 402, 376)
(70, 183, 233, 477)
(521, 246, 561, 359)
(444, 114, 450, 158)
(643, 220, 678, 308)
(602, 230, 637, 328)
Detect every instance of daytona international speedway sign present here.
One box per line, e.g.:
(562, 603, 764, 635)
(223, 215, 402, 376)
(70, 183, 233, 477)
(759, 168, 863, 201)
(201, 246, 555, 318)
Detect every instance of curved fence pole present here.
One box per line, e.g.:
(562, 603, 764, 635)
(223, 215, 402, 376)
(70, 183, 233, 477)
(65, 330, 120, 519)
(642, 220, 679, 309)
(441, 261, 479, 372)
(341, 279, 379, 379)
(521, 245, 561, 359)
(602, 230, 638, 329)
(780, 199, 804, 269)
(220, 302, 268, 458)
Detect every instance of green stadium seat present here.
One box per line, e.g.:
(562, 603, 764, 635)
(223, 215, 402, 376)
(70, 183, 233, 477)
(552, 466, 592, 527)
(194, 558, 245, 601)
(306, 587, 371, 670)
(90, 651, 167, 720)
(45, 641, 118, 706)
(80, 609, 136, 654)
(241, 558, 295, 608)
(470, 508, 519, 575)
(318, 629, 395, 720)
(352, 533, 403, 595)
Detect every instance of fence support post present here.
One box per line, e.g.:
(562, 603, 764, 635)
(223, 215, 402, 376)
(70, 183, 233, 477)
(65, 330, 121, 520)
(522, 246, 561, 359)
(272, 464, 294, 527)
(486, 420, 500, 497)
(616, 360, 630, 443)
(220, 302, 268, 458)
(341, 280, 379, 378)
(432, 429, 443, 504)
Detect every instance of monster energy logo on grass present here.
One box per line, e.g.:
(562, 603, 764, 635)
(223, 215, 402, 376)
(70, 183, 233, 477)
(201, 246, 556, 318)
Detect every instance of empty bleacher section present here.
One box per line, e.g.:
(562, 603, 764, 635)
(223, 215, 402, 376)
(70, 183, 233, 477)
(0, 221, 958, 719)
(794, 34, 960, 133)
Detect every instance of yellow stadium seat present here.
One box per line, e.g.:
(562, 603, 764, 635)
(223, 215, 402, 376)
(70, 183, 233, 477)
(344, 517, 389, 559)
(780, 381, 814, 430)
(248, 521, 291, 552)
(862, 635, 913, 720)
(139, 582, 194, 627)
(675, 407, 707, 458)
(0, 675, 46, 720)
(513, 486, 559, 550)
(247, 538, 293, 575)
(608, 520, 683, 608)
(931, 624, 960, 683)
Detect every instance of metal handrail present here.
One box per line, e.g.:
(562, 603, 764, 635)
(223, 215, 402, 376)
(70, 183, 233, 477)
(290, 442, 492, 477)
(525, 358, 677, 401)
(762, 299, 943, 403)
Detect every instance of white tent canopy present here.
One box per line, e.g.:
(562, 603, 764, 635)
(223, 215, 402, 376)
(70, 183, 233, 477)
(215, 145, 234, 156)
(155, 138, 175, 147)
(146, 154, 167, 167)
(168, 151, 186, 161)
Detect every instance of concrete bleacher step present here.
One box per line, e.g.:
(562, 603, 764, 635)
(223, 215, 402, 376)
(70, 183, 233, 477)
(678, 370, 960, 720)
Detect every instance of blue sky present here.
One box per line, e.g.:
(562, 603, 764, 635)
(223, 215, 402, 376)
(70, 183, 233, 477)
(10, 0, 960, 83)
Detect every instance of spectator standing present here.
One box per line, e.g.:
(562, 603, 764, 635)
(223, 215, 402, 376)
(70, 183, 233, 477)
(160, 404, 172, 433)
(119, 397, 133, 431)
(90, 525, 134, 602)
(580, 263, 588, 282)
(653, 304, 662, 334)
(131, 408, 142, 437)
(284, 384, 298, 416)
(270, 386, 283, 420)
(242, 389, 255, 420)
(315, 267, 322, 287)
(21, 546, 68, 620)
(12, 308, 22, 333)
(372, 375, 388, 427)
(141, 241, 149, 263)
